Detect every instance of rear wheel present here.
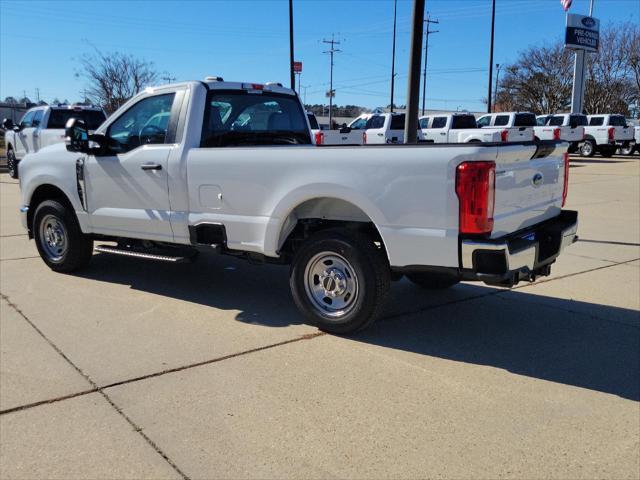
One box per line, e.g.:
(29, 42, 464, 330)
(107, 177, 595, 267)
(33, 200, 93, 272)
(406, 271, 460, 289)
(580, 139, 595, 157)
(289, 229, 390, 334)
(6, 148, 18, 179)
(619, 142, 635, 156)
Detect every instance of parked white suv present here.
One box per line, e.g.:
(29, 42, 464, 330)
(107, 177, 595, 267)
(476, 112, 536, 143)
(16, 78, 577, 333)
(3, 104, 106, 178)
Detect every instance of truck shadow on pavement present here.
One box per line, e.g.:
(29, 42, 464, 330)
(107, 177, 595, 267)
(79, 251, 640, 402)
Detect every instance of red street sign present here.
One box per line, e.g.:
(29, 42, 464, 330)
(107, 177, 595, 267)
(293, 61, 303, 73)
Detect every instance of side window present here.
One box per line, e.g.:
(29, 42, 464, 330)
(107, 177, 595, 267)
(536, 116, 547, 126)
(107, 93, 175, 153)
(365, 115, 385, 129)
(349, 117, 367, 130)
(589, 117, 604, 126)
(476, 116, 490, 127)
(32, 110, 44, 128)
(19, 111, 35, 129)
(549, 116, 564, 126)
(419, 117, 430, 129)
(432, 117, 447, 129)
(494, 115, 509, 126)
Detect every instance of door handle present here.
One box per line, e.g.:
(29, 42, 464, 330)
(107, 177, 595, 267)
(141, 163, 162, 171)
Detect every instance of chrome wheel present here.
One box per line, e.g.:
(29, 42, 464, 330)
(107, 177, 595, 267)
(581, 141, 594, 157)
(38, 214, 68, 262)
(304, 252, 359, 319)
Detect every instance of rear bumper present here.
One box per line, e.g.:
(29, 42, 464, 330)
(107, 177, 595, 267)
(460, 210, 578, 286)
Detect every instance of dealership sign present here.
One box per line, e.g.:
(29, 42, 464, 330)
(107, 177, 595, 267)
(565, 14, 599, 52)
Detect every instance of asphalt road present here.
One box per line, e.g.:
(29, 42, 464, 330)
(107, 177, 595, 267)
(1, 155, 639, 479)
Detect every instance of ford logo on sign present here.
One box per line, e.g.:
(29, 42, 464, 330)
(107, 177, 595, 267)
(581, 17, 596, 28)
(532, 173, 543, 187)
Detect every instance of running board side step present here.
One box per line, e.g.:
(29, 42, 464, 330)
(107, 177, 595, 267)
(94, 245, 196, 263)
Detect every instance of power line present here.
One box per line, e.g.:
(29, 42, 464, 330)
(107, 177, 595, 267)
(322, 34, 341, 127)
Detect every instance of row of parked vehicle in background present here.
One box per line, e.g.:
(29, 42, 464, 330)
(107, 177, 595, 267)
(2, 104, 107, 178)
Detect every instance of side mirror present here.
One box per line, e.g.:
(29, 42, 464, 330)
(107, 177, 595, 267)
(2, 118, 15, 130)
(65, 118, 90, 153)
(339, 124, 352, 134)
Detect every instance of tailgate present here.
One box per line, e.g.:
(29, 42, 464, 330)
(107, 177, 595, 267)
(491, 142, 565, 238)
(561, 126, 583, 142)
(507, 127, 534, 142)
(615, 126, 634, 141)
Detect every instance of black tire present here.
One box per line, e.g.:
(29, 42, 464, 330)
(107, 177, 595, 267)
(33, 199, 93, 272)
(580, 139, 596, 157)
(6, 148, 18, 179)
(406, 271, 460, 289)
(619, 142, 635, 156)
(289, 229, 390, 334)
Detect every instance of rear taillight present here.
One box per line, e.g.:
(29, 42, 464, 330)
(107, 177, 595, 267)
(553, 128, 561, 140)
(314, 131, 324, 145)
(608, 127, 615, 141)
(501, 130, 508, 142)
(562, 152, 570, 207)
(363, 131, 367, 144)
(455, 161, 496, 235)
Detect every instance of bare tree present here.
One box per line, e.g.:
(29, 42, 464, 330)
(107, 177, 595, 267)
(78, 50, 158, 113)
(495, 23, 639, 116)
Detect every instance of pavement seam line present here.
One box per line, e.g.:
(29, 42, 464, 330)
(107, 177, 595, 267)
(0, 256, 40, 262)
(0, 233, 28, 238)
(0, 293, 191, 480)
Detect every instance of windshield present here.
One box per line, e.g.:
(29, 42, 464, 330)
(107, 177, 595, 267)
(536, 116, 549, 126)
(451, 115, 477, 129)
(201, 91, 311, 147)
(514, 113, 536, 127)
(47, 109, 106, 130)
(569, 115, 588, 127)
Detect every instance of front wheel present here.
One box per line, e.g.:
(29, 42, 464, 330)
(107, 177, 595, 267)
(289, 229, 390, 334)
(33, 200, 93, 272)
(6, 149, 18, 179)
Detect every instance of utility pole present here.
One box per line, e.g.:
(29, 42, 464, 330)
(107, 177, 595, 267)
(35, 88, 40, 103)
(390, 0, 398, 112)
(301, 84, 310, 105)
(421, 14, 439, 115)
(161, 73, 177, 83)
(487, 0, 496, 113)
(323, 35, 341, 128)
(404, 0, 425, 144)
(493, 63, 501, 112)
(289, 0, 295, 90)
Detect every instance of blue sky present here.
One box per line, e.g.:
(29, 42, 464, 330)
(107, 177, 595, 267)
(0, 0, 636, 111)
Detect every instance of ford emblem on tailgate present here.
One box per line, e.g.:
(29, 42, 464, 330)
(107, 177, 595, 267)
(532, 173, 543, 187)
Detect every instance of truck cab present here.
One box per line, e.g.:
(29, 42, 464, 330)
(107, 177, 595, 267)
(476, 112, 536, 143)
(419, 113, 506, 143)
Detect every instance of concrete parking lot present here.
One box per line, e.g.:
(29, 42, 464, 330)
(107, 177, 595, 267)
(1, 155, 638, 479)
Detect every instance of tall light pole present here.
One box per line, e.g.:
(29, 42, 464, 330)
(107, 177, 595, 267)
(421, 14, 439, 115)
(404, 0, 425, 144)
(390, 0, 397, 112)
(289, 0, 295, 90)
(487, 0, 496, 113)
(493, 63, 501, 112)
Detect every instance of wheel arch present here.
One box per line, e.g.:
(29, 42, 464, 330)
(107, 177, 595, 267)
(27, 184, 76, 236)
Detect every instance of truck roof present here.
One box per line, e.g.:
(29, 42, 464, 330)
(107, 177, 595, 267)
(145, 78, 297, 97)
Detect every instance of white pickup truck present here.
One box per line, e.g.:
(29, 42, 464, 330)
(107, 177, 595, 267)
(17, 78, 578, 334)
(581, 114, 634, 157)
(3, 104, 106, 178)
(419, 113, 506, 143)
(362, 113, 424, 144)
(307, 112, 364, 146)
(535, 113, 586, 153)
(476, 112, 536, 143)
(619, 122, 639, 155)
